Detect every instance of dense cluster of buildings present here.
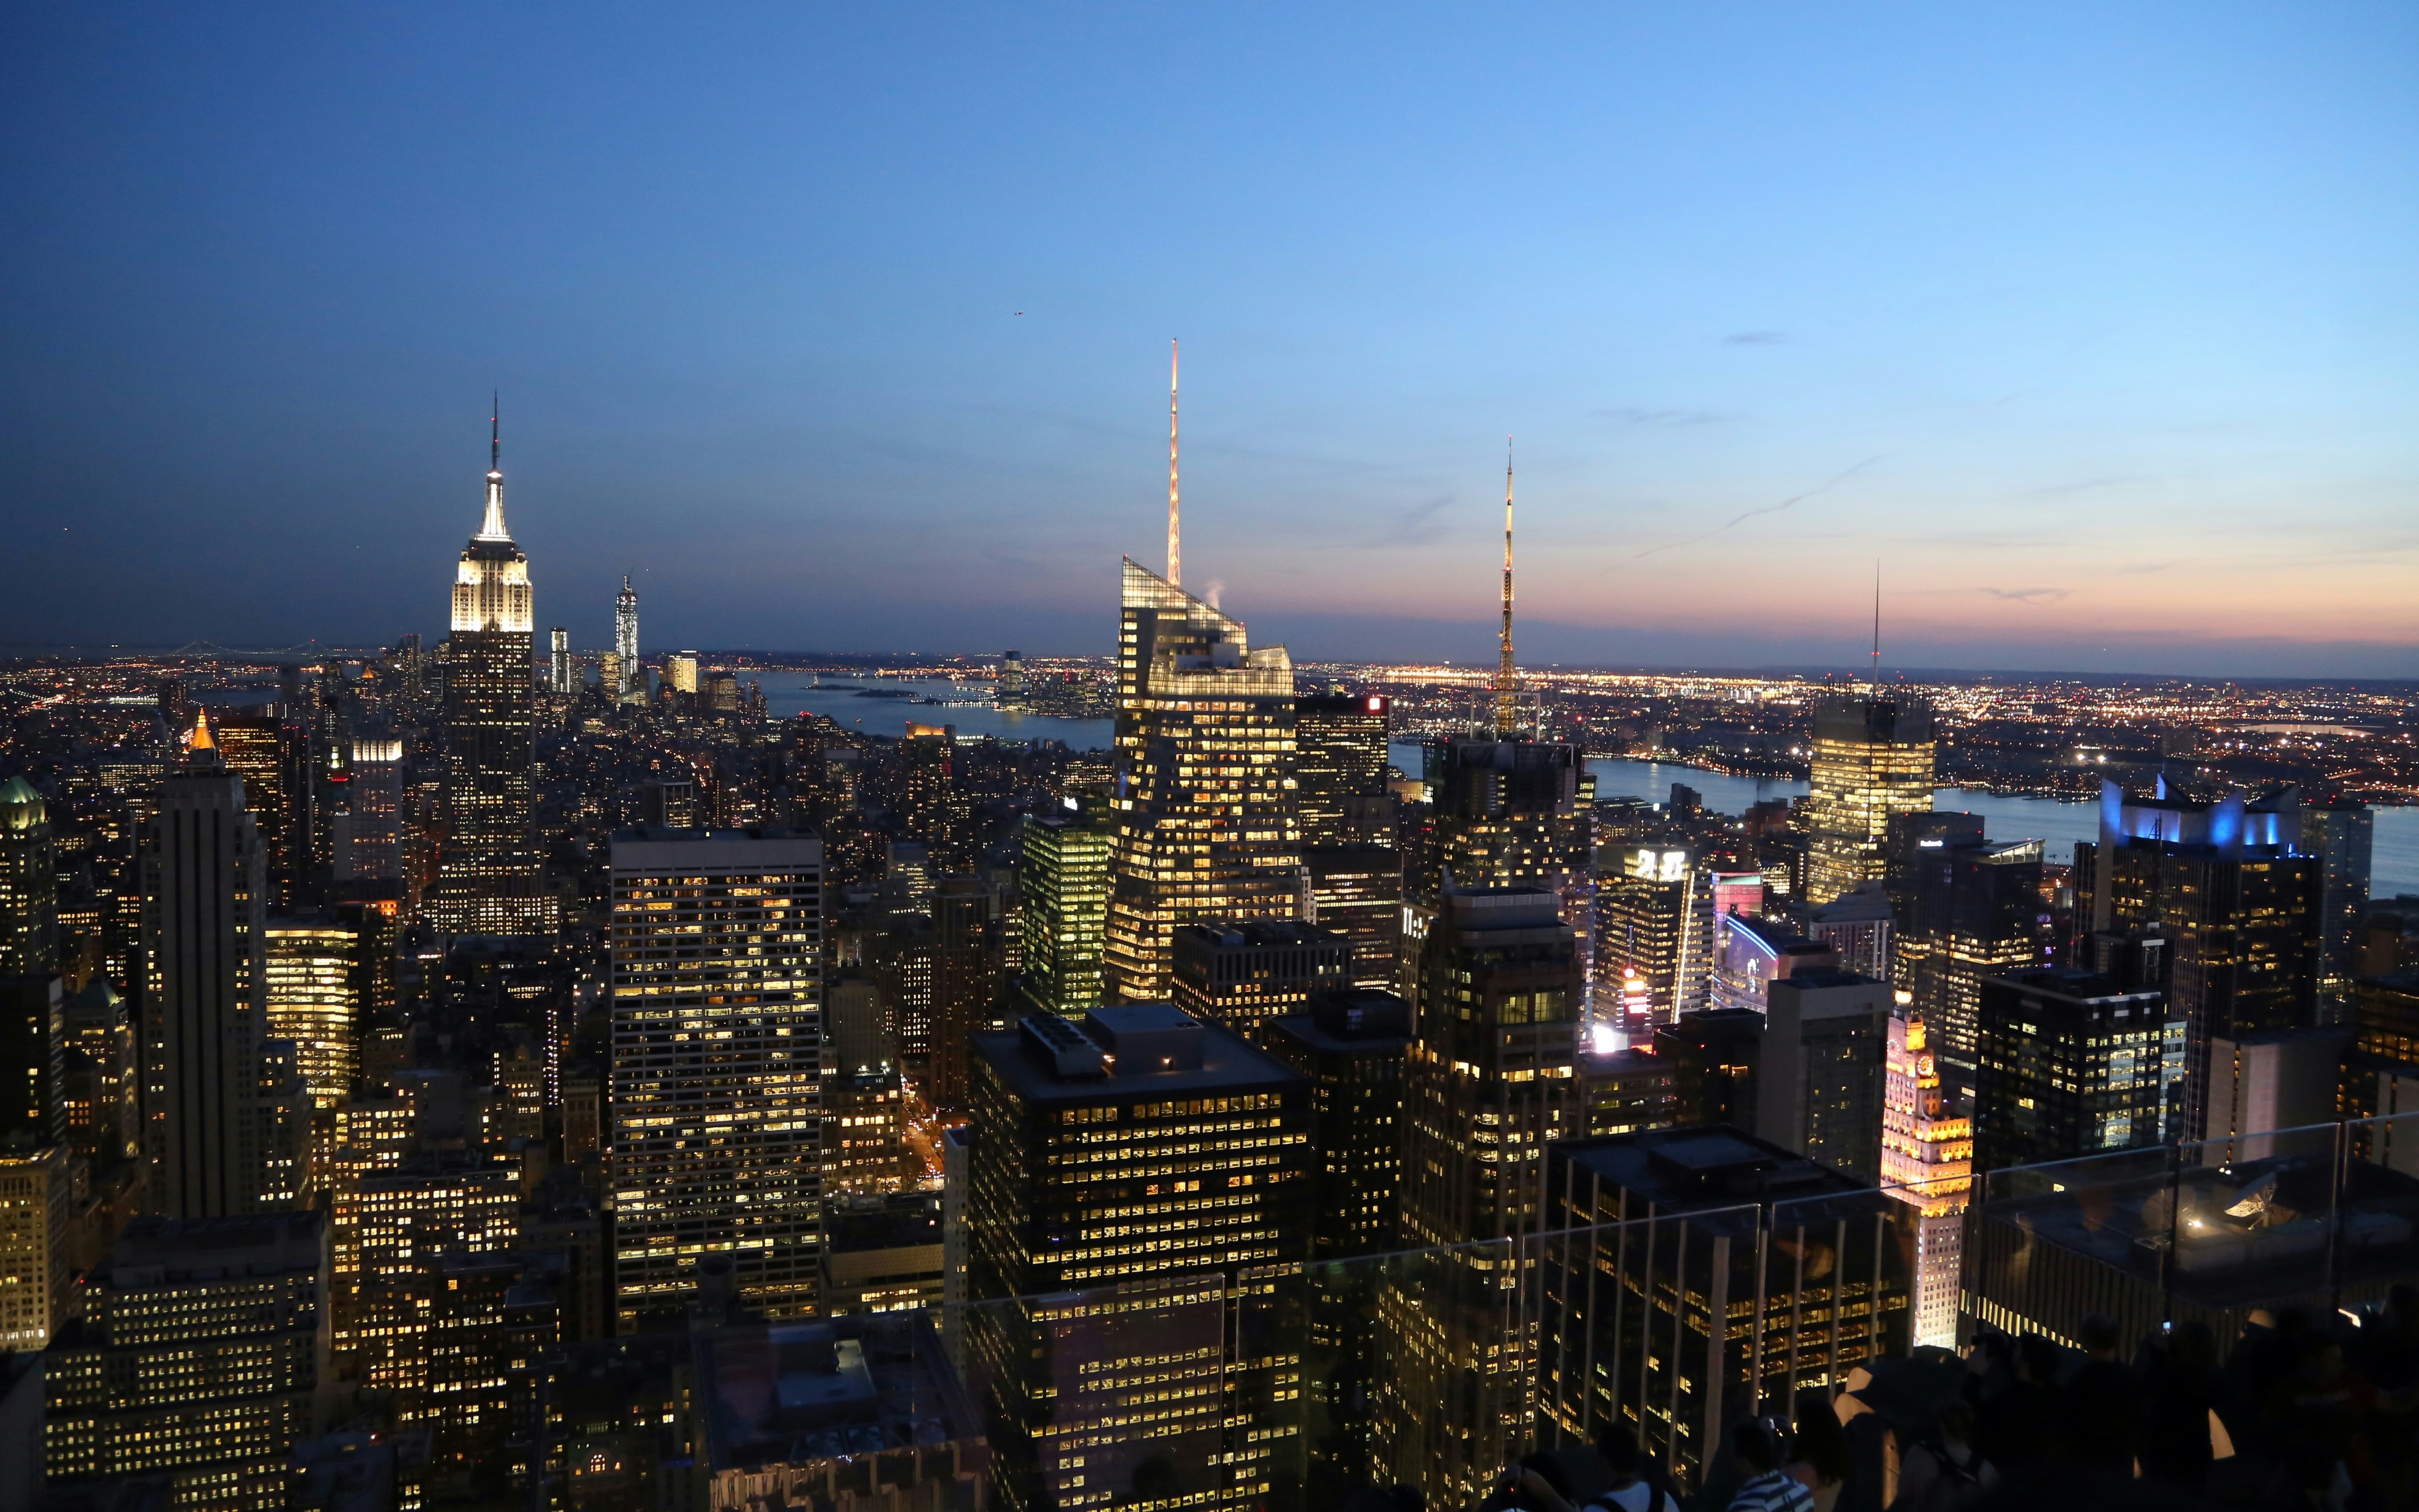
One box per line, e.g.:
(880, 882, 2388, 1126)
(0, 425, 2412, 1511)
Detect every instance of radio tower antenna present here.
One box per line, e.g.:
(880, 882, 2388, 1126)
(1494, 436, 1518, 739)
(1870, 560, 1882, 696)
(1167, 339, 1181, 588)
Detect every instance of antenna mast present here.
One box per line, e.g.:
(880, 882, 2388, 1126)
(1167, 340, 1181, 587)
(1870, 560, 1882, 696)
(1494, 437, 1518, 739)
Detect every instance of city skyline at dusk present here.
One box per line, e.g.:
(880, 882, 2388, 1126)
(8, 12, 2419, 1501)
(4, 5, 2416, 675)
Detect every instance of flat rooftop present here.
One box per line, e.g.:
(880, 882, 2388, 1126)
(1551, 1124, 1882, 1220)
(974, 1008, 1302, 1105)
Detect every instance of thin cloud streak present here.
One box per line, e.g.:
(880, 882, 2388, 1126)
(1619, 455, 1884, 566)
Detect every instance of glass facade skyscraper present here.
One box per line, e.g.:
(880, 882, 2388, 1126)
(1974, 965, 2183, 1170)
(1104, 560, 1301, 1002)
(1016, 802, 1113, 1017)
(263, 913, 360, 1109)
(1805, 690, 1935, 905)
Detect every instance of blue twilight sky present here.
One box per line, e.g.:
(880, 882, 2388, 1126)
(3, 5, 2416, 675)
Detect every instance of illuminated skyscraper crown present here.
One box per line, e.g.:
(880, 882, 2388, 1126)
(452, 408, 533, 634)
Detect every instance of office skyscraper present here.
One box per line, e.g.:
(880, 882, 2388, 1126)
(2073, 781, 2320, 1139)
(0, 776, 58, 975)
(2343, 973, 2419, 1161)
(610, 830, 824, 1327)
(966, 1005, 1311, 1290)
(264, 913, 361, 1108)
(1382, 884, 1583, 1505)
(964, 1005, 1312, 1512)
(1536, 1128, 1910, 1484)
(42, 1213, 329, 1511)
(1894, 831, 2044, 1083)
(0, 1141, 69, 1351)
(616, 574, 641, 704)
(1417, 737, 1594, 1027)
(332, 737, 403, 882)
(1260, 991, 1411, 1259)
(1401, 885, 1584, 1247)
(1973, 965, 2183, 1171)
(931, 872, 1002, 1110)
(1808, 881, 1894, 979)
(1295, 692, 1394, 846)
(141, 722, 271, 1218)
(1171, 918, 1352, 1040)
(996, 648, 1027, 709)
(430, 420, 544, 933)
(61, 977, 139, 1170)
(210, 713, 293, 908)
(549, 625, 573, 695)
(2304, 796, 2374, 1023)
(1596, 846, 1709, 1033)
(1804, 690, 1935, 905)
(1302, 842, 1404, 991)
(1104, 560, 1301, 1001)
(1758, 970, 1890, 1182)
(1881, 1008, 1971, 1349)
(901, 722, 960, 864)
(1015, 802, 1113, 1016)
(667, 650, 700, 696)
(1654, 1007, 1766, 1127)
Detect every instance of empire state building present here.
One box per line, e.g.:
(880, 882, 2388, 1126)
(427, 418, 553, 934)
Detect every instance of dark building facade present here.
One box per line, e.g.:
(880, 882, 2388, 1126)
(1171, 918, 1352, 1040)
(1380, 885, 1584, 1504)
(1654, 1009, 1765, 1130)
(1302, 843, 1404, 993)
(1259, 991, 1410, 1259)
(1295, 692, 1394, 847)
(2073, 781, 2320, 1140)
(1535, 1127, 1911, 1485)
(1973, 965, 2183, 1172)
(141, 733, 271, 1218)
(1759, 970, 1890, 1182)
(1892, 830, 2044, 1082)
(1415, 741, 1593, 1005)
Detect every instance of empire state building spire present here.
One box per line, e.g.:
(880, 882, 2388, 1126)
(1494, 436, 1518, 739)
(454, 406, 533, 635)
(477, 393, 511, 542)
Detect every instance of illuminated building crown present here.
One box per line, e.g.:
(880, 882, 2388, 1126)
(452, 409, 533, 635)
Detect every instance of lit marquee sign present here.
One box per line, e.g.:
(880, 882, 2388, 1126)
(1628, 848, 1689, 882)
